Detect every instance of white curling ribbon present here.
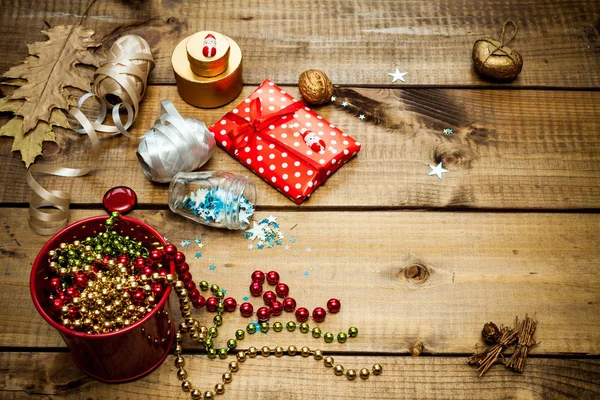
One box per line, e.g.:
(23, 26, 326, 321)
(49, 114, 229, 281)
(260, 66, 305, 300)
(27, 34, 155, 235)
(137, 100, 215, 183)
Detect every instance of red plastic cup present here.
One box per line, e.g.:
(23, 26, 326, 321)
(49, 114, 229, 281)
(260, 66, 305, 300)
(30, 215, 175, 383)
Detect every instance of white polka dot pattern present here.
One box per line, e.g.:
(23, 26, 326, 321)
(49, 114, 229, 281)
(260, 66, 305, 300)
(208, 79, 361, 204)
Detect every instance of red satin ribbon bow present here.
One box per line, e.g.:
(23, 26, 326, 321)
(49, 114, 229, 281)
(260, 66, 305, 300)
(225, 97, 305, 154)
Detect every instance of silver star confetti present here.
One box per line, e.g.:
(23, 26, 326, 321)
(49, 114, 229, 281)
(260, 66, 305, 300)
(388, 68, 408, 83)
(428, 162, 449, 180)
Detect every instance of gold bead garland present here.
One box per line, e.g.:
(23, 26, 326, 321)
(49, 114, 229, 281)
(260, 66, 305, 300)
(170, 277, 383, 398)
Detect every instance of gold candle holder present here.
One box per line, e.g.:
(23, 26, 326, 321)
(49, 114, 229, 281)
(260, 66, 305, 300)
(172, 31, 243, 108)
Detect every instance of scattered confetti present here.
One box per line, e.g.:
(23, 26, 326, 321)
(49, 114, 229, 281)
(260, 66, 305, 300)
(209, 257, 215, 263)
(244, 216, 286, 250)
(181, 240, 191, 247)
(310, 267, 317, 272)
(222, 289, 227, 294)
(372, 270, 380, 275)
(209, 264, 216, 271)
(331, 96, 336, 102)
(303, 270, 309, 276)
(195, 238, 202, 244)
(341, 101, 348, 107)
(305, 247, 312, 253)
(443, 128, 453, 135)
(284, 216, 289, 221)
(293, 251, 300, 257)
(428, 162, 449, 180)
(163, 236, 168, 242)
(181, 186, 254, 229)
(195, 252, 202, 258)
(388, 68, 408, 83)
(284, 245, 291, 251)
(197, 242, 204, 249)
(290, 238, 296, 243)
(243, 296, 249, 302)
(248, 244, 254, 250)
(342, 260, 348, 265)
(359, 114, 366, 120)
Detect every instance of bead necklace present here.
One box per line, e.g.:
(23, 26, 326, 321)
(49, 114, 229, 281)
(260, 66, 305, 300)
(42, 213, 382, 398)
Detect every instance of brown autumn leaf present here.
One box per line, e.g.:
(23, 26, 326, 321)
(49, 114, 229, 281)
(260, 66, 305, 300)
(2, 25, 100, 133)
(0, 105, 70, 167)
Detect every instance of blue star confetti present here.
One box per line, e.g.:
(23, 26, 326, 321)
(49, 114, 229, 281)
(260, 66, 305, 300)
(443, 128, 453, 135)
(195, 238, 202, 244)
(243, 296, 249, 302)
(181, 240, 191, 247)
(244, 215, 286, 250)
(209, 264, 216, 271)
(303, 270, 309, 276)
(181, 187, 254, 229)
(290, 237, 296, 243)
(195, 252, 202, 258)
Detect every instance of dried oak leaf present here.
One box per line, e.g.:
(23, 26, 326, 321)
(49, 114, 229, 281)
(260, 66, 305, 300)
(0, 97, 71, 167)
(2, 25, 100, 133)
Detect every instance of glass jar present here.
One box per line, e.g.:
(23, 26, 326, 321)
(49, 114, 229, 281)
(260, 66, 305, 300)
(169, 171, 256, 230)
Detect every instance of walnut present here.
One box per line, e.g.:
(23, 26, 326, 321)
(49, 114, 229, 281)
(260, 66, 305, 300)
(298, 70, 334, 105)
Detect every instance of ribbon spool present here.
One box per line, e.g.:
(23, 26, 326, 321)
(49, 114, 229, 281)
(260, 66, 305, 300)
(172, 31, 243, 108)
(137, 100, 215, 183)
(27, 34, 155, 235)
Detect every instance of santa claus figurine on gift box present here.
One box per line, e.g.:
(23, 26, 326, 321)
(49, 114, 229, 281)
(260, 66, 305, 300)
(302, 129, 326, 152)
(202, 33, 217, 57)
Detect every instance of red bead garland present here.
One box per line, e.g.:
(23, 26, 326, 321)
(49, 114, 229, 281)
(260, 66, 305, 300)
(230, 270, 342, 324)
(256, 306, 271, 322)
(295, 307, 310, 322)
(282, 297, 296, 312)
(265, 271, 280, 285)
(240, 302, 254, 317)
(251, 270, 265, 283)
(263, 291, 277, 306)
(249, 281, 262, 297)
(275, 283, 289, 298)
(312, 307, 327, 322)
(327, 298, 341, 313)
(223, 297, 237, 312)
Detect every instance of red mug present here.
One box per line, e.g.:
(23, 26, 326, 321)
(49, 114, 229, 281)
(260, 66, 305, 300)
(30, 215, 175, 383)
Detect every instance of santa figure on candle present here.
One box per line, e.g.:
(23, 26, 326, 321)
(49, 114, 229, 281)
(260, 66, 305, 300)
(202, 33, 217, 58)
(301, 129, 326, 152)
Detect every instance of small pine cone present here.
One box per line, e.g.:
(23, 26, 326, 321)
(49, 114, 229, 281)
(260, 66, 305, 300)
(482, 322, 501, 345)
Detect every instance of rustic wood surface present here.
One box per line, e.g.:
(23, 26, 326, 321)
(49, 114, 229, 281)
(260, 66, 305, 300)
(0, 0, 599, 399)
(2, 86, 600, 209)
(0, 0, 599, 87)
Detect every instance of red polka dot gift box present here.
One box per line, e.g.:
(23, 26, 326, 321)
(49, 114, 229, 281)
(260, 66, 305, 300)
(208, 79, 361, 204)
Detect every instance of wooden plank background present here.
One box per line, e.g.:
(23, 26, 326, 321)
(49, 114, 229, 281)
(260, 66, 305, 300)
(0, 0, 599, 398)
(1, 86, 599, 209)
(0, 0, 599, 87)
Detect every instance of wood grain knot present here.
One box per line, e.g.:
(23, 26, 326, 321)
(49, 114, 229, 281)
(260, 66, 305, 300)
(402, 264, 429, 284)
(434, 142, 477, 169)
(411, 342, 424, 356)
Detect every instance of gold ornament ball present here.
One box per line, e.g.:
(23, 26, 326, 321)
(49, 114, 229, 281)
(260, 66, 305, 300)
(203, 391, 214, 399)
(346, 369, 357, 380)
(215, 383, 225, 394)
(191, 389, 201, 400)
(334, 365, 344, 376)
(372, 364, 383, 375)
(298, 69, 334, 105)
(360, 368, 370, 379)
(472, 38, 523, 81)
